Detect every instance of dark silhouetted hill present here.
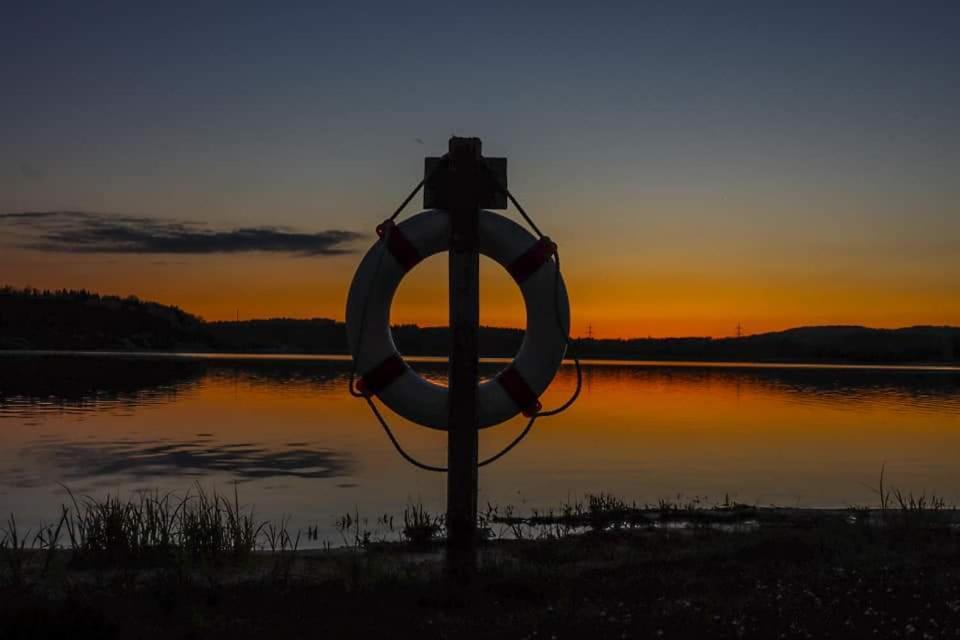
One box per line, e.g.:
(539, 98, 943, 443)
(0, 286, 204, 350)
(572, 325, 960, 364)
(1, 287, 957, 364)
(206, 318, 347, 354)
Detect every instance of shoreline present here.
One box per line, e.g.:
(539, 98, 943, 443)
(2, 348, 959, 371)
(4, 504, 960, 638)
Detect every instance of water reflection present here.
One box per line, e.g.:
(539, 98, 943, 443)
(16, 437, 352, 486)
(1, 353, 959, 544)
(579, 363, 960, 415)
(4, 354, 957, 416)
(0, 354, 206, 416)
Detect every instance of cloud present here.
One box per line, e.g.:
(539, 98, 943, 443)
(0, 211, 63, 219)
(0, 210, 363, 256)
(16, 437, 354, 484)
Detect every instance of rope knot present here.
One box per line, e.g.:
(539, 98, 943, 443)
(522, 400, 543, 417)
(375, 220, 395, 238)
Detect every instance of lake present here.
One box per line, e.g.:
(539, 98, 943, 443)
(1, 352, 959, 546)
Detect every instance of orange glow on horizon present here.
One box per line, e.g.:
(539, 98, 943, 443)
(2, 241, 958, 339)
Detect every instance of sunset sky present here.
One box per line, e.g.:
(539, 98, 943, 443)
(2, 2, 958, 338)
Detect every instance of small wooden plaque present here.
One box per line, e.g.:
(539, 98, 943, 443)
(423, 156, 507, 210)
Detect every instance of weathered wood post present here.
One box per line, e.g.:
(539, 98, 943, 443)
(424, 137, 507, 579)
(445, 137, 482, 577)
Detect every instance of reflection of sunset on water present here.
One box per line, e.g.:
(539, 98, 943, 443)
(1, 356, 958, 545)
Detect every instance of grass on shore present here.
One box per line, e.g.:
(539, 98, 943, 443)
(2, 481, 959, 639)
(2, 478, 956, 584)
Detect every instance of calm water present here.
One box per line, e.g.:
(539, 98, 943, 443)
(1, 353, 959, 545)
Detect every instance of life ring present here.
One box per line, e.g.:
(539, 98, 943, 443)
(345, 209, 570, 430)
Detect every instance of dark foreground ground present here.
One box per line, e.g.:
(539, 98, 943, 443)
(3, 510, 960, 640)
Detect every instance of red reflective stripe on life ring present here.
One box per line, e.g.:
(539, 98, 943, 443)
(496, 366, 542, 417)
(358, 353, 407, 396)
(506, 236, 556, 284)
(376, 220, 422, 272)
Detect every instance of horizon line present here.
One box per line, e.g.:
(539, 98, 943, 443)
(4, 285, 958, 342)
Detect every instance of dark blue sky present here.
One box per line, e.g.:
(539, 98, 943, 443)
(2, 1, 958, 334)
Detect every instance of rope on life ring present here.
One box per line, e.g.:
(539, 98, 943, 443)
(346, 160, 582, 471)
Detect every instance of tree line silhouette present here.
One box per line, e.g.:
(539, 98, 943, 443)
(1, 286, 958, 363)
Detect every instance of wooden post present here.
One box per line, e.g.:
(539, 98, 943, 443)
(424, 137, 505, 580)
(445, 137, 482, 578)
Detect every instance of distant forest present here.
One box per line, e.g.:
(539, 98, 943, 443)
(1, 287, 958, 364)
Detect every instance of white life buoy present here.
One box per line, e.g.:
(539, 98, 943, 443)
(345, 209, 570, 430)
